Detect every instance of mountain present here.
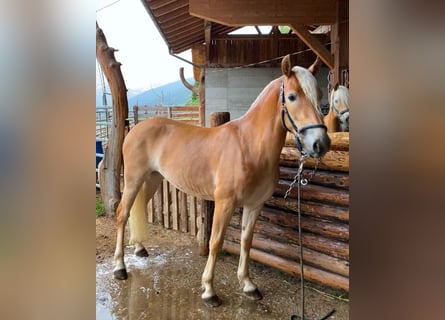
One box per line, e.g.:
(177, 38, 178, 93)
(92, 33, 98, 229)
(96, 79, 195, 107)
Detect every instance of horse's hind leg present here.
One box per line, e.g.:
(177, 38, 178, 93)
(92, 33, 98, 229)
(113, 172, 162, 280)
(237, 204, 263, 300)
(201, 199, 235, 307)
(113, 180, 142, 280)
(130, 173, 163, 257)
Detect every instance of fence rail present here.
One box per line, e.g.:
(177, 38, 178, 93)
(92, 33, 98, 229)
(133, 105, 200, 126)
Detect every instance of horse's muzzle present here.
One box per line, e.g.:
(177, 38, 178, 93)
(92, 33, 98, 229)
(312, 134, 331, 158)
(303, 129, 331, 158)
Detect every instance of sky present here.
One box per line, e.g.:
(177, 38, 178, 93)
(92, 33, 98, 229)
(95, 0, 269, 95)
(96, 0, 194, 93)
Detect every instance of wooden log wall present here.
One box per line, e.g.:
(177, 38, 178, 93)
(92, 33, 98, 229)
(223, 132, 350, 291)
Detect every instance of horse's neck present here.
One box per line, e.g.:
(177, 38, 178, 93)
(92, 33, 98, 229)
(236, 79, 287, 155)
(325, 109, 340, 133)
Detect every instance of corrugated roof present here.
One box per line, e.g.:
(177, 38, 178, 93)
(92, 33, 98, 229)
(141, 0, 241, 54)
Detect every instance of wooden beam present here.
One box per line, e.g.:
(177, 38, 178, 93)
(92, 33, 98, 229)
(204, 20, 211, 62)
(189, 0, 336, 26)
(290, 24, 334, 69)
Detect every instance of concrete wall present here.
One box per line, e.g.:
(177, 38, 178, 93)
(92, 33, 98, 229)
(205, 67, 330, 126)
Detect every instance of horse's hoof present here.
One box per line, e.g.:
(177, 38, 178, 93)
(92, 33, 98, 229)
(114, 269, 128, 280)
(135, 248, 149, 257)
(203, 295, 222, 308)
(244, 288, 263, 300)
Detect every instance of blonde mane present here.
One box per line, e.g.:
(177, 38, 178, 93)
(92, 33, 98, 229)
(292, 66, 323, 118)
(329, 85, 350, 109)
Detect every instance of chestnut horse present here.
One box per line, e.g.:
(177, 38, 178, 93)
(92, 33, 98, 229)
(113, 55, 330, 307)
(325, 83, 350, 132)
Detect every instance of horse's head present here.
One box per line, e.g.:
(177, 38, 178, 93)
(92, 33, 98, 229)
(329, 83, 350, 132)
(280, 55, 330, 158)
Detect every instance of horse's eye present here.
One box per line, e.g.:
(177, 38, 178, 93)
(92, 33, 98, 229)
(288, 94, 296, 102)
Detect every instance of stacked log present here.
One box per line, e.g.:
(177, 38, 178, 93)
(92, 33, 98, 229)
(223, 132, 350, 291)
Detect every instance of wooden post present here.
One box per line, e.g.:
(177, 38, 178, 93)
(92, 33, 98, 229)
(96, 22, 128, 216)
(198, 112, 230, 255)
(133, 106, 139, 125)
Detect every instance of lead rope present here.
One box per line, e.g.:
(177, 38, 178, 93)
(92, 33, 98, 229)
(287, 155, 335, 320)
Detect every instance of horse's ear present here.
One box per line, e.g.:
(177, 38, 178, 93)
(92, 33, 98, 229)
(334, 82, 339, 90)
(308, 56, 321, 75)
(281, 54, 293, 78)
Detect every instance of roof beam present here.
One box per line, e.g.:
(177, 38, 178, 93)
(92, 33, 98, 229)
(189, 0, 336, 26)
(290, 24, 334, 70)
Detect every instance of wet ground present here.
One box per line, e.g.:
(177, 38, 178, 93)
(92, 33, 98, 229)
(96, 216, 348, 319)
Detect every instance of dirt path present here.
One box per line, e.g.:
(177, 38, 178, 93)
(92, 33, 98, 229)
(96, 215, 348, 319)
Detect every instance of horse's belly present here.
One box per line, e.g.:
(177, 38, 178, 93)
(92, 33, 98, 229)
(160, 171, 215, 201)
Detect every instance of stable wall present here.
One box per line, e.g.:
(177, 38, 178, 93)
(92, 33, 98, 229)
(205, 67, 330, 126)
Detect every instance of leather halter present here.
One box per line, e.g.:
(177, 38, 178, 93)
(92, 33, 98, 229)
(332, 104, 349, 116)
(280, 77, 327, 153)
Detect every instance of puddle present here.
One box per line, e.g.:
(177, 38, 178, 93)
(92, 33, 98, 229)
(96, 228, 348, 320)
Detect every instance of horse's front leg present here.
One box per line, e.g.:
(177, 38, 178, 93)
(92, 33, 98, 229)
(201, 199, 235, 307)
(237, 204, 263, 300)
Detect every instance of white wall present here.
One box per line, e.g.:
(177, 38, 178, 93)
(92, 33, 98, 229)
(205, 67, 330, 126)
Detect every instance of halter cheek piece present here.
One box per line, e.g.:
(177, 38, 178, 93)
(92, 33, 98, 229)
(332, 104, 349, 116)
(280, 77, 327, 153)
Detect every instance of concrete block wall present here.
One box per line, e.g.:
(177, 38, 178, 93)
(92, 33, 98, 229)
(205, 67, 330, 127)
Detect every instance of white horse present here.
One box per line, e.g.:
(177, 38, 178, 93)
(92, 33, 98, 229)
(325, 83, 350, 132)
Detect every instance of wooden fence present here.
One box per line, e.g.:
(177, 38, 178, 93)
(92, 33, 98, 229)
(133, 106, 200, 126)
(146, 180, 200, 236)
(223, 132, 350, 291)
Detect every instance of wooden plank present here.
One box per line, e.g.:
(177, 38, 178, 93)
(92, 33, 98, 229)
(171, 106, 200, 112)
(280, 167, 349, 190)
(189, 195, 197, 236)
(275, 180, 349, 207)
(189, 0, 336, 26)
(266, 196, 349, 222)
(291, 24, 334, 69)
(223, 241, 349, 291)
(259, 206, 349, 241)
(163, 180, 171, 228)
(171, 185, 179, 230)
(179, 191, 188, 232)
(198, 199, 214, 256)
(280, 148, 349, 172)
(155, 183, 164, 225)
(171, 112, 200, 118)
(285, 132, 349, 151)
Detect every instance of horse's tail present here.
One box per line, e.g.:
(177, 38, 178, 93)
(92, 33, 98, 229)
(128, 182, 149, 244)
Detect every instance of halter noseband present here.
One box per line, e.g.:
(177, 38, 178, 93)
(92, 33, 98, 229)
(332, 104, 349, 117)
(280, 77, 327, 153)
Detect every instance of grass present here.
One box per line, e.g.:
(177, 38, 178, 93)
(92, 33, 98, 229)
(96, 197, 106, 217)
